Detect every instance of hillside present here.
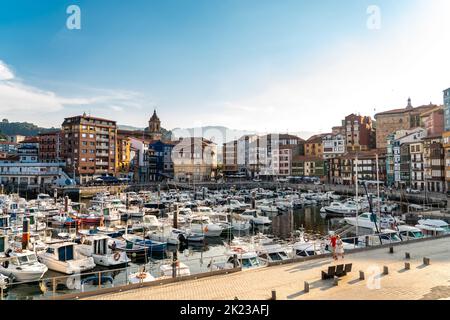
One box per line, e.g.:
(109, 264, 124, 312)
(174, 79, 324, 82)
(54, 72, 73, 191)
(0, 119, 58, 137)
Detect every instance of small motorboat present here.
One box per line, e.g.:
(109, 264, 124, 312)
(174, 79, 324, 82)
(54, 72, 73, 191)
(0, 248, 48, 282)
(159, 261, 191, 278)
(80, 275, 114, 286)
(0, 274, 9, 290)
(128, 271, 155, 284)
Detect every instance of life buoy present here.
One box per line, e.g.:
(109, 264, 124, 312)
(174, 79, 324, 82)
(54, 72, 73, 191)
(136, 272, 147, 280)
(113, 252, 121, 261)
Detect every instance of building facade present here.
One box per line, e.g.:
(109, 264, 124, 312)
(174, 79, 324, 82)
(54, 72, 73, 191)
(322, 133, 346, 159)
(375, 98, 436, 149)
(410, 141, 425, 190)
(423, 135, 445, 193)
(62, 114, 117, 184)
(38, 131, 63, 163)
(344, 114, 375, 152)
(172, 137, 217, 182)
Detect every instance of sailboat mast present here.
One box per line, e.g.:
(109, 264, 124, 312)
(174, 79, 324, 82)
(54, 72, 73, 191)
(376, 153, 381, 231)
(355, 155, 359, 236)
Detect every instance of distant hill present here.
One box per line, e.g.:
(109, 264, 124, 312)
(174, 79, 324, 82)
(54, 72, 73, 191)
(171, 126, 257, 146)
(0, 119, 58, 137)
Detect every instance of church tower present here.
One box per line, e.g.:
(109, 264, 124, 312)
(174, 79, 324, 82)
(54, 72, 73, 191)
(148, 110, 162, 140)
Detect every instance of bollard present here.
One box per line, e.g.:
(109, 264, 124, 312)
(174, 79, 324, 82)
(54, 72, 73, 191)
(389, 247, 394, 254)
(359, 271, 365, 280)
(333, 276, 339, 286)
(304, 281, 310, 293)
(405, 262, 410, 270)
(423, 257, 430, 266)
(271, 290, 277, 300)
(405, 252, 411, 260)
(383, 266, 389, 275)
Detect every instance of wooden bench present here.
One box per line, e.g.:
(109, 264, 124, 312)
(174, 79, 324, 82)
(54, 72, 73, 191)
(322, 263, 353, 280)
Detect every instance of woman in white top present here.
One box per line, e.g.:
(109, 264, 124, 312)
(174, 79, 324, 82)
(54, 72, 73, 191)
(335, 235, 344, 260)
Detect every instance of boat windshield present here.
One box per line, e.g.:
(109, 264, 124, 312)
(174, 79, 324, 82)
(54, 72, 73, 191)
(268, 252, 282, 261)
(242, 257, 260, 268)
(412, 231, 424, 238)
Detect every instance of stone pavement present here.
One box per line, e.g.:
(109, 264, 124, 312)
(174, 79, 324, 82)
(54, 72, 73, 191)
(86, 237, 450, 300)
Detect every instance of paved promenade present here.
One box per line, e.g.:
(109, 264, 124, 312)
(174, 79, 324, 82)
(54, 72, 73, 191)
(86, 237, 450, 300)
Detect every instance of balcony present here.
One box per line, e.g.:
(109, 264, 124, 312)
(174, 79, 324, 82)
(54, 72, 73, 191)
(96, 169, 108, 174)
(96, 151, 109, 157)
(96, 137, 110, 142)
(96, 145, 109, 150)
(96, 161, 109, 166)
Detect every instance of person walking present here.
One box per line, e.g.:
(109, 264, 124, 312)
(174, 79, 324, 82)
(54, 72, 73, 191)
(336, 235, 345, 260)
(330, 232, 338, 260)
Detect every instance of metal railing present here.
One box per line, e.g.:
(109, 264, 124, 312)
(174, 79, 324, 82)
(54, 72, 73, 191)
(0, 253, 245, 300)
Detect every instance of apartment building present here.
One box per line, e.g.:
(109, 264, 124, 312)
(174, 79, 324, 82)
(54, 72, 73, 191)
(410, 141, 425, 190)
(322, 133, 346, 159)
(38, 130, 63, 163)
(343, 114, 375, 152)
(172, 137, 217, 182)
(423, 135, 445, 193)
(62, 114, 117, 184)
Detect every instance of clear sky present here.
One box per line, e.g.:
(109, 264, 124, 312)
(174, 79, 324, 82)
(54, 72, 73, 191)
(1, 0, 449, 135)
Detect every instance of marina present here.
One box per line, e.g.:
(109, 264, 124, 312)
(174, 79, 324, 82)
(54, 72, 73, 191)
(0, 185, 448, 300)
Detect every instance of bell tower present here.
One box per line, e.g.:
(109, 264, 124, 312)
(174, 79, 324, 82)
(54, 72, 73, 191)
(148, 110, 162, 140)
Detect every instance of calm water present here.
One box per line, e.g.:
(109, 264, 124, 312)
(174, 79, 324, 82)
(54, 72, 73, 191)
(4, 205, 337, 300)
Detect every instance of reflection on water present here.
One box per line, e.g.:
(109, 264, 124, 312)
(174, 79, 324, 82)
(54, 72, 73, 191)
(4, 205, 339, 300)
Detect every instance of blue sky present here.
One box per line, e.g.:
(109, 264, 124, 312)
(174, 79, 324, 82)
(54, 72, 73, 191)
(0, 0, 449, 137)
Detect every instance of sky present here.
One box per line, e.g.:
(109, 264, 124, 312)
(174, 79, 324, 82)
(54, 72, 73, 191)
(1, 0, 450, 139)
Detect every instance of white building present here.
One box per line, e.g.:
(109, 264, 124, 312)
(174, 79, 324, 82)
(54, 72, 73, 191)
(322, 133, 346, 159)
(0, 162, 68, 187)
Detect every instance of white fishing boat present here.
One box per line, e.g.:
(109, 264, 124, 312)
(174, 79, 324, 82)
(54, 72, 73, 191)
(159, 261, 191, 278)
(293, 241, 329, 257)
(170, 228, 204, 243)
(128, 270, 155, 284)
(132, 215, 162, 230)
(37, 242, 96, 274)
(189, 216, 224, 237)
(320, 200, 359, 216)
(239, 209, 271, 225)
(76, 234, 130, 267)
(211, 245, 261, 270)
(256, 243, 292, 262)
(398, 225, 424, 240)
(0, 248, 48, 282)
(415, 219, 450, 236)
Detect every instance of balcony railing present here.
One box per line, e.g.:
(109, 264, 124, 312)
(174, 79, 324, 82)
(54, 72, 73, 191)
(96, 152, 109, 157)
(96, 137, 110, 142)
(95, 161, 109, 166)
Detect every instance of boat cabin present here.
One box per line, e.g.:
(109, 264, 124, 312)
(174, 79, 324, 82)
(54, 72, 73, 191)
(44, 242, 77, 262)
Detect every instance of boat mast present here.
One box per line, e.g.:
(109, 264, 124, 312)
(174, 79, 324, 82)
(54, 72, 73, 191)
(376, 153, 381, 231)
(355, 155, 359, 237)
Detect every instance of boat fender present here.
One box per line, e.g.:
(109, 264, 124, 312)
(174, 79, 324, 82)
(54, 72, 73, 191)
(113, 252, 121, 261)
(304, 237, 310, 243)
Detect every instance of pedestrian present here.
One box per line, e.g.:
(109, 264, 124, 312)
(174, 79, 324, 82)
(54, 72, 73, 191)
(329, 232, 338, 260)
(336, 235, 344, 260)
